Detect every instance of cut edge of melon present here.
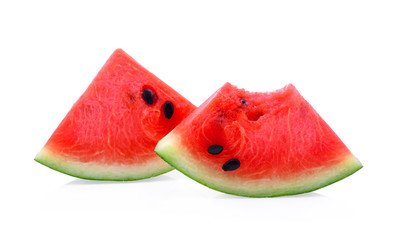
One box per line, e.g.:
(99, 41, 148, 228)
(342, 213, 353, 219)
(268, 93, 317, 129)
(155, 132, 362, 197)
(35, 148, 174, 181)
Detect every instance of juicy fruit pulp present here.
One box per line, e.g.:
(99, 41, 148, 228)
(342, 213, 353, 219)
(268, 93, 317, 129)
(155, 83, 362, 197)
(35, 49, 196, 180)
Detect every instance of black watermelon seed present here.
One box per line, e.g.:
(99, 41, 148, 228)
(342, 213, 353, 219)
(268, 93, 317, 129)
(208, 145, 223, 155)
(222, 159, 240, 171)
(142, 89, 154, 105)
(241, 99, 246, 104)
(163, 101, 174, 119)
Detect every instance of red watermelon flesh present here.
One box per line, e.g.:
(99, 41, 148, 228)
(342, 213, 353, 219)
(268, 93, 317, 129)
(35, 49, 196, 180)
(155, 83, 362, 197)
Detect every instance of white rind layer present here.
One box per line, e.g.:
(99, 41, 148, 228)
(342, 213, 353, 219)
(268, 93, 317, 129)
(155, 132, 363, 197)
(35, 148, 173, 181)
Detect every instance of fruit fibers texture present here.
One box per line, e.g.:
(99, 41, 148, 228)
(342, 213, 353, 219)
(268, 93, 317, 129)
(35, 49, 196, 180)
(155, 83, 362, 197)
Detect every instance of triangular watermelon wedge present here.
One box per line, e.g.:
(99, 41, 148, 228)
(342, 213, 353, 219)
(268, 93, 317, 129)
(35, 49, 196, 180)
(155, 83, 362, 197)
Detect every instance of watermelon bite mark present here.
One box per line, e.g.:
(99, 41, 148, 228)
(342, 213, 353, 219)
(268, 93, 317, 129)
(35, 49, 196, 180)
(155, 83, 362, 197)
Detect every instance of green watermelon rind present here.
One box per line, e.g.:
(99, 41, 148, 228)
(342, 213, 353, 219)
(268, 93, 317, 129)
(35, 148, 174, 181)
(155, 133, 363, 197)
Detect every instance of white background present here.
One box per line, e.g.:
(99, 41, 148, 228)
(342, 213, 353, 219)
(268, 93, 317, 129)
(1, 1, 399, 239)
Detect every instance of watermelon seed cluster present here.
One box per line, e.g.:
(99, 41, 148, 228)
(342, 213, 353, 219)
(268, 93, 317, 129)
(142, 88, 174, 120)
(207, 144, 241, 171)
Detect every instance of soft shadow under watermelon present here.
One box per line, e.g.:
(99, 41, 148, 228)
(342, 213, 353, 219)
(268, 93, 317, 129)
(64, 174, 175, 186)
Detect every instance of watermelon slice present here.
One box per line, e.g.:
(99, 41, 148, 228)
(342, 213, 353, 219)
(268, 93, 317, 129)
(155, 83, 362, 197)
(35, 49, 196, 180)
